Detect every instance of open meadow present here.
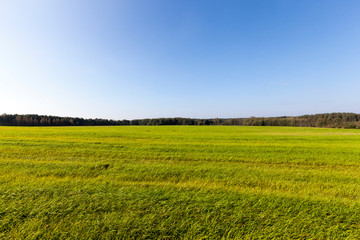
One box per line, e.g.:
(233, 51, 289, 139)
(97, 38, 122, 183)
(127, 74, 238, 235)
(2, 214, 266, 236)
(2, 126, 360, 239)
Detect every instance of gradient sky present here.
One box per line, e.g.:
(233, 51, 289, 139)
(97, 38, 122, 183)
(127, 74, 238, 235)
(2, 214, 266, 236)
(1, 0, 360, 119)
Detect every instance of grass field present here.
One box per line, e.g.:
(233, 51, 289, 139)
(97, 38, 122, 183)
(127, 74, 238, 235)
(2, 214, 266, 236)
(1, 126, 360, 239)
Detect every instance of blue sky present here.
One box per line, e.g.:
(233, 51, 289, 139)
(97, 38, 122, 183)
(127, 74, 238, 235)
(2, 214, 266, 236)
(1, 0, 360, 119)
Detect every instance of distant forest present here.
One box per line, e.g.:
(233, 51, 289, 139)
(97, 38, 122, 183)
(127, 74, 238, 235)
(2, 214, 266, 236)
(1, 113, 360, 128)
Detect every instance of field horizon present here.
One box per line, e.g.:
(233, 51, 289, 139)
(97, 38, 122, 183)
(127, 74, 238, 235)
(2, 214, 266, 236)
(3, 1, 360, 238)
(2, 112, 360, 129)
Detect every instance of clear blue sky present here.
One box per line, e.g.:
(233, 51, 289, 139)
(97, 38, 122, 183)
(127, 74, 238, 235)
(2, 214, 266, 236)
(1, 0, 360, 119)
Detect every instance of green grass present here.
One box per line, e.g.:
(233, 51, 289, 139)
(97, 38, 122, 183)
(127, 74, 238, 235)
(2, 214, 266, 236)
(1, 126, 360, 239)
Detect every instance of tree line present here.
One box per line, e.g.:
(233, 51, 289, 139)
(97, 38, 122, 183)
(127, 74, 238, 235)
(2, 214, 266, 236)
(1, 113, 360, 128)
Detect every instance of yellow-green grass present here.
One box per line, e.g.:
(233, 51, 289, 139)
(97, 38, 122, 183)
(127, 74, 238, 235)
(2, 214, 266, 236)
(1, 126, 360, 239)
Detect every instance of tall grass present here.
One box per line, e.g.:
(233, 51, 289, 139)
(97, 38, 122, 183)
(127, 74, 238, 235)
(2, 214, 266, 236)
(1, 126, 360, 238)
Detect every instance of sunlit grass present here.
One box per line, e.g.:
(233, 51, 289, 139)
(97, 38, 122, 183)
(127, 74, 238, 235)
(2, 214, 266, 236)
(1, 126, 360, 238)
